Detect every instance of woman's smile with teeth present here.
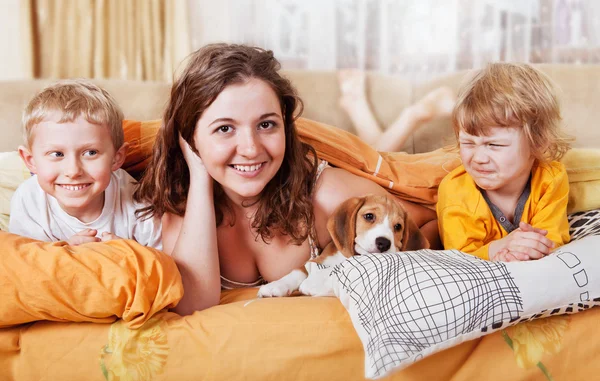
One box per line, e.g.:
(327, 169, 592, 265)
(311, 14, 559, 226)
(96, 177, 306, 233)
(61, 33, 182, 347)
(232, 163, 263, 172)
(59, 184, 91, 191)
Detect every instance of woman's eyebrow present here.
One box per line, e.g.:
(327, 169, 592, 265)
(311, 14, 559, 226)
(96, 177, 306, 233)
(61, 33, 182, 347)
(208, 112, 283, 127)
(258, 112, 282, 120)
(208, 117, 236, 127)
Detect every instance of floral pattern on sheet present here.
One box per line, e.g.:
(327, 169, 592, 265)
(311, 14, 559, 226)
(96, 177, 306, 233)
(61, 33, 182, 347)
(100, 316, 169, 381)
(503, 315, 571, 380)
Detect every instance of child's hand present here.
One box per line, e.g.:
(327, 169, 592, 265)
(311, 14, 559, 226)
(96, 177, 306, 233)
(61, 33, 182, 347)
(491, 248, 525, 262)
(517, 221, 549, 236)
(492, 222, 554, 260)
(67, 229, 101, 245)
(100, 232, 123, 242)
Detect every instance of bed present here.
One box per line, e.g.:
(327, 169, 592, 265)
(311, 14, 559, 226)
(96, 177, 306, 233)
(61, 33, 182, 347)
(2, 66, 600, 381)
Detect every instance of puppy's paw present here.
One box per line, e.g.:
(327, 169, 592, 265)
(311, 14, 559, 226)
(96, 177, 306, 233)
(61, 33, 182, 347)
(299, 271, 334, 297)
(257, 281, 294, 298)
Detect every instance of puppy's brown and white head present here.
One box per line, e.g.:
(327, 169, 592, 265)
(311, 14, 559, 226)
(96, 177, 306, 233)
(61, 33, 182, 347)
(327, 194, 429, 258)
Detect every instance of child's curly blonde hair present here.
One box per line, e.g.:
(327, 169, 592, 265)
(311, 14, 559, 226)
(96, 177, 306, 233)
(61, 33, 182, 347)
(22, 79, 124, 149)
(453, 62, 571, 162)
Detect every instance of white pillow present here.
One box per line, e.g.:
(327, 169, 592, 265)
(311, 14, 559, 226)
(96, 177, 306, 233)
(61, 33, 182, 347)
(331, 236, 600, 379)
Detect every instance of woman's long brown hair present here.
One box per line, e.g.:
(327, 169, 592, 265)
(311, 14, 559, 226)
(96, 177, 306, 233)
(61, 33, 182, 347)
(134, 44, 318, 245)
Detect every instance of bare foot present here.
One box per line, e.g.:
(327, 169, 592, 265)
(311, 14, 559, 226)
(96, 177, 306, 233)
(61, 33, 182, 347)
(338, 69, 367, 111)
(409, 86, 456, 124)
(337, 69, 383, 145)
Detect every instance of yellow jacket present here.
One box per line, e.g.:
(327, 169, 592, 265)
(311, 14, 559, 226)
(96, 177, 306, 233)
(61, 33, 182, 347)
(437, 162, 570, 260)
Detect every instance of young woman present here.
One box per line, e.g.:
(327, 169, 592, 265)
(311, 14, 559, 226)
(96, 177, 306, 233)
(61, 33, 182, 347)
(135, 43, 439, 315)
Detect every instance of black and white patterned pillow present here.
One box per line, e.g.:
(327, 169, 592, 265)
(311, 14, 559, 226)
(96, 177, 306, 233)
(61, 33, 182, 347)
(569, 209, 600, 241)
(331, 236, 600, 379)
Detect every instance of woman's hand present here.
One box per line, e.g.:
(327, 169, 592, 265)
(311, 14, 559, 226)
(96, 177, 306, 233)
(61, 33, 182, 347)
(178, 134, 211, 186)
(489, 222, 554, 261)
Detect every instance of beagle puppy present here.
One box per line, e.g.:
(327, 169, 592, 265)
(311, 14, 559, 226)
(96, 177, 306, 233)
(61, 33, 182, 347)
(257, 194, 430, 298)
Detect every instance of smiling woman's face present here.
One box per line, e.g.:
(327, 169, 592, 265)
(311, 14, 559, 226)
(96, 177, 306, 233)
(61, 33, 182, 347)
(193, 77, 286, 205)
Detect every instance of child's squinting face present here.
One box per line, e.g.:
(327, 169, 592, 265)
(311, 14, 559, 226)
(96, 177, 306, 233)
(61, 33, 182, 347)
(193, 78, 286, 205)
(459, 126, 535, 196)
(20, 114, 125, 223)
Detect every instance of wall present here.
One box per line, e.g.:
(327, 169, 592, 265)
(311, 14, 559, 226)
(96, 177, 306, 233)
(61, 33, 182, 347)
(0, 0, 29, 80)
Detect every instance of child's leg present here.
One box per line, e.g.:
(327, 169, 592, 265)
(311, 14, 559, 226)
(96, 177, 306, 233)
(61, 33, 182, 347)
(338, 69, 384, 146)
(376, 87, 456, 152)
(338, 69, 456, 152)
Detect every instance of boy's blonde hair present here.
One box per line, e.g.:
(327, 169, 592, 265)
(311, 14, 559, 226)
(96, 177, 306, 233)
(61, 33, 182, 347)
(453, 62, 571, 162)
(22, 79, 124, 149)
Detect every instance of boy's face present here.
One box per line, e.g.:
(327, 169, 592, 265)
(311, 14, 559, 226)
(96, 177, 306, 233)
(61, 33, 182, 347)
(459, 126, 535, 197)
(19, 113, 127, 222)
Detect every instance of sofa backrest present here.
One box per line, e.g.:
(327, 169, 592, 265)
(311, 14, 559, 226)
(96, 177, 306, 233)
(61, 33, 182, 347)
(0, 65, 598, 153)
(0, 79, 171, 152)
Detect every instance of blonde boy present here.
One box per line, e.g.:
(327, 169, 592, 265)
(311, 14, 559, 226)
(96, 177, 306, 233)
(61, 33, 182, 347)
(9, 80, 162, 249)
(437, 63, 571, 262)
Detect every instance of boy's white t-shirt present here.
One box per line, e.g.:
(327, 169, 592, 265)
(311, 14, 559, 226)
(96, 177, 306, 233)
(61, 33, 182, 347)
(9, 168, 162, 250)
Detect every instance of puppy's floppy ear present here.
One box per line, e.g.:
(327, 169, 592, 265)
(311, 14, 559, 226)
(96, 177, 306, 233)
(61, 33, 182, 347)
(327, 197, 366, 258)
(402, 214, 430, 251)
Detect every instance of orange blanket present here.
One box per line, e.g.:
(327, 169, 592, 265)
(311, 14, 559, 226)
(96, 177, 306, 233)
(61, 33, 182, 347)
(1, 288, 598, 381)
(0, 232, 183, 329)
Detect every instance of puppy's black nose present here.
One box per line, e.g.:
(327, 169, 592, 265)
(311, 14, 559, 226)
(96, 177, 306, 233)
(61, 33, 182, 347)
(375, 237, 391, 252)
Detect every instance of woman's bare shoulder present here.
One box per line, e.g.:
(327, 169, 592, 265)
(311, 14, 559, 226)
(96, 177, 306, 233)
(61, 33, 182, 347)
(313, 166, 437, 227)
(313, 166, 387, 215)
(161, 213, 184, 255)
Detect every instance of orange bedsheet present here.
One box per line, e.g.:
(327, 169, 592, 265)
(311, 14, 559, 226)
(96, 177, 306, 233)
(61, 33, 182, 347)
(1, 288, 598, 381)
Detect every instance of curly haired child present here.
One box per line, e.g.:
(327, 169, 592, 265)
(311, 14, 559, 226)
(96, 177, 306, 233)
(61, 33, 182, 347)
(437, 63, 572, 262)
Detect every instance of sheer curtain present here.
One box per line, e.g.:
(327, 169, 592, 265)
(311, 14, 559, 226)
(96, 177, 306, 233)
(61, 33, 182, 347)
(189, 0, 600, 82)
(23, 0, 191, 81)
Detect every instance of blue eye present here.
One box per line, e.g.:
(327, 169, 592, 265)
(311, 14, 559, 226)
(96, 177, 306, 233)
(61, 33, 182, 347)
(49, 151, 64, 158)
(84, 150, 98, 156)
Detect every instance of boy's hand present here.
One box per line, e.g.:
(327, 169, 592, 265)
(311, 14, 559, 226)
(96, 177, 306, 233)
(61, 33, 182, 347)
(100, 232, 123, 242)
(67, 229, 100, 245)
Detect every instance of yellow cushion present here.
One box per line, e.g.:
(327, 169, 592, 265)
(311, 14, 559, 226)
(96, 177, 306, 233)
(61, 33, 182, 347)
(0, 231, 183, 328)
(561, 148, 600, 214)
(0, 151, 30, 230)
